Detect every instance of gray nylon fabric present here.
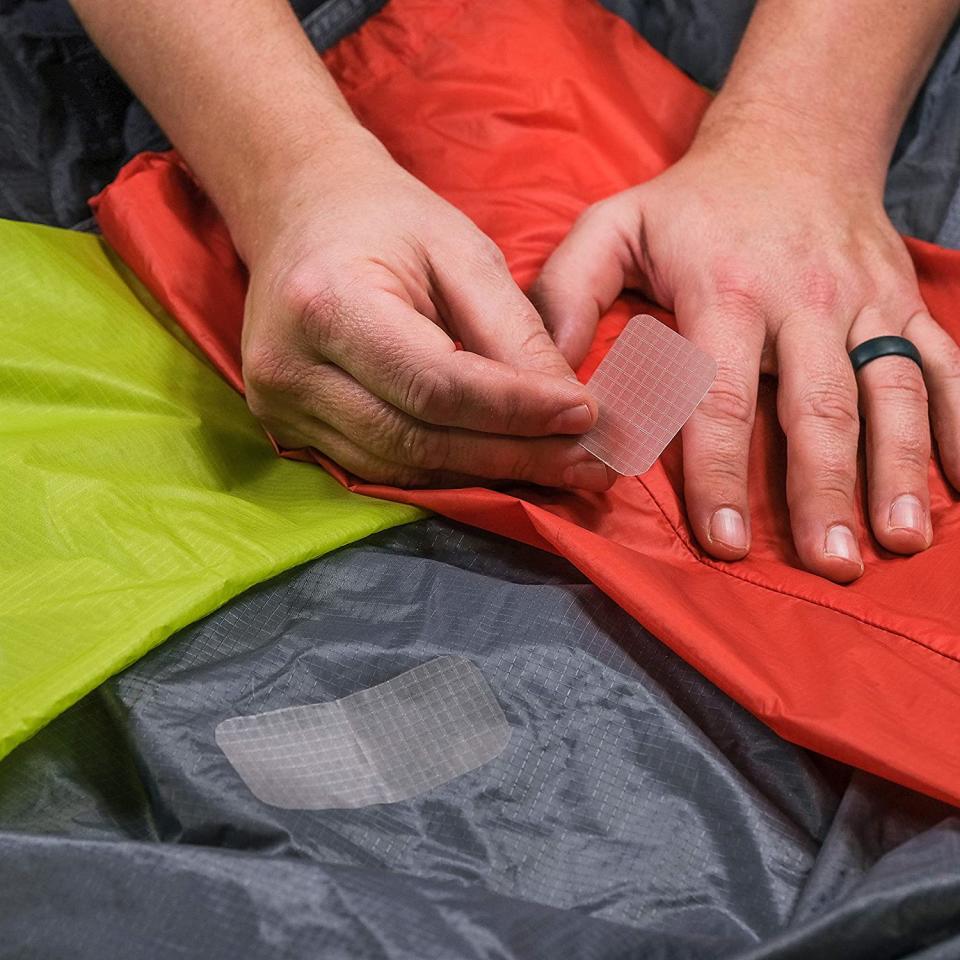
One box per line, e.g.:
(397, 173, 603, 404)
(4, 1, 960, 957)
(1, 519, 959, 958)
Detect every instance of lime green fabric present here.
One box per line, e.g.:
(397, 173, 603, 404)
(0, 219, 423, 760)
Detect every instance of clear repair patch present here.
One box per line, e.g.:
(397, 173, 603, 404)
(579, 314, 717, 476)
(215, 656, 510, 809)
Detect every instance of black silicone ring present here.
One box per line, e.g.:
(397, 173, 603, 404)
(848, 335, 923, 374)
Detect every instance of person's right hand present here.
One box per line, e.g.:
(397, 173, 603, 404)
(236, 126, 613, 491)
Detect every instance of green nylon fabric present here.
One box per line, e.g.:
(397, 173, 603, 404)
(0, 219, 424, 760)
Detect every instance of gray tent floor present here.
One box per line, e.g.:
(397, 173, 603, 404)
(3, 2, 960, 958)
(3, 518, 960, 959)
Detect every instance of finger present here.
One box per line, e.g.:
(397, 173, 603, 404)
(679, 297, 765, 561)
(245, 386, 479, 487)
(904, 310, 960, 491)
(777, 317, 863, 582)
(289, 418, 478, 489)
(529, 193, 644, 368)
(248, 356, 616, 490)
(280, 288, 597, 437)
(434, 241, 584, 382)
(850, 311, 932, 553)
(289, 361, 615, 491)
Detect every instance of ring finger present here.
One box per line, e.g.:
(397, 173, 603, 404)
(849, 308, 932, 554)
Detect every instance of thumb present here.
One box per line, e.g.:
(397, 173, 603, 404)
(529, 191, 645, 369)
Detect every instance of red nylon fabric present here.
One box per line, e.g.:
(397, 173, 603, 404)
(92, 0, 960, 804)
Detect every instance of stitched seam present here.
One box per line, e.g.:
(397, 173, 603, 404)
(637, 477, 960, 667)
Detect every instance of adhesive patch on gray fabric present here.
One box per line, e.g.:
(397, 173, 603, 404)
(215, 657, 510, 809)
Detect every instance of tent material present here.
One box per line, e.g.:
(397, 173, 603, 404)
(0, 218, 421, 760)
(4, 2, 960, 957)
(93, 0, 960, 806)
(3, 516, 959, 959)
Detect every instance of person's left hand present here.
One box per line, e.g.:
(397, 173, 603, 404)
(531, 126, 960, 582)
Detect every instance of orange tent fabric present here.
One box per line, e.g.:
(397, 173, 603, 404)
(91, 0, 960, 805)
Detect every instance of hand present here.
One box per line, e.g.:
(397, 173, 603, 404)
(237, 126, 613, 491)
(532, 123, 960, 581)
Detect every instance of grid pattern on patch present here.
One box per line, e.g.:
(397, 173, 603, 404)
(579, 314, 716, 475)
(215, 657, 510, 810)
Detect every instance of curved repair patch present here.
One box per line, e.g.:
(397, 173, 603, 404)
(215, 656, 511, 809)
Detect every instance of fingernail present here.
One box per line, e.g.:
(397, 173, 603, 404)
(888, 494, 925, 535)
(709, 507, 747, 551)
(824, 524, 860, 564)
(563, 459, 611, 489)
(548, 403, 594, 434)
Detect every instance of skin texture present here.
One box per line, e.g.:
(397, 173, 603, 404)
(239, 128, 612, 489)
(70, 0, 613, 493)
(532, 0, 960, 582)
(72, 0, 960, 579)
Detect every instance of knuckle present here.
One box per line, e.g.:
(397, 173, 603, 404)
(710, 260, 765, 317)
(928, 330, 960, 384)
(790, 462, 856, 507)
(870, 364, 929, 405)
(358, 402, 403, 455)
(571, 194, 633, 237)
(515, 326, 562, 367)
(470, 239, 509, 277)
(573, 200, 606, 228)
(497, 387, 525, 436)
(888, 453, 930, 477)
(395, 421, 450, 470)
(699, 368, 756, 428)
(938, 352, 960, 386)
(277, 274, 347, 353)
(277, 269, 333, 315)
(794, 266, 841, 315)
(397, 361, 462, 422)
(244, 388, 272, 424)
(243, 342, 296, 398)
(588, 189, 637, 220)
(791, 382, 860, 433)
(810, 477, 855, 505)
(698, 458, 746, 489)
(886, 433, 930, 473)
(299, 291, 344, 353)
(253, 411, 301, 448)
(503, 449, 541, 482)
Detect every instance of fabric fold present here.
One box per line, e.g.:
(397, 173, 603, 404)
(0, 219, 422, 759)
(91, 0, 960, 805)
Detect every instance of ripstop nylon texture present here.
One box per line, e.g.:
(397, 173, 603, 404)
(0, 218, 421, 759)
(91, 0, 960, 806)
(216, 656, 510, 809)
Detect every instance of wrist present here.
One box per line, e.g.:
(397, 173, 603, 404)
(208, 104, 384, 265)
(691, 90, 891, 195)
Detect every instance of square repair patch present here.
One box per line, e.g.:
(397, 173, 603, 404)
(579, 314, 716, 475)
